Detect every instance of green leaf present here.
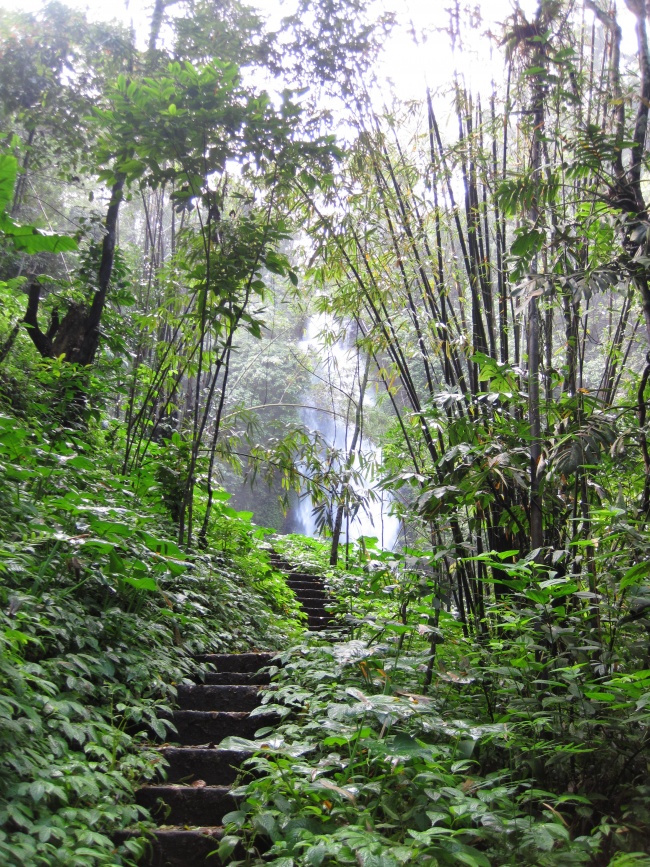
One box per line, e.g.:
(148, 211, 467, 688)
(138, 530, 185, 558)
(584, 691, 617, 702)
(150, 717, 168, 738)
(122, 575, 158, 592)
(0, 214, 78, 253)
(212, 490, 232, 502)
(222, 810, 248, 827)
(218, 836, 240, 861)
(109, 550, 126, 575)
(253, 811, 278, 839)
(511, 228, 545, 258)
(222, 506, 253, 521)
(0, 154, 18, 213)
(453, 852, 490, 867)
(90, 519, 133, 539)
(29, 782, 45, 803)
(4, 628, 32, 646)
(620, 561, 650, 591)
(305, 844, 327, 866)
(457, 738, 477, 758)
(67, 455, 96, 471)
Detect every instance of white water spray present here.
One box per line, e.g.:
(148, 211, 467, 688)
(288, 313, 400, 550)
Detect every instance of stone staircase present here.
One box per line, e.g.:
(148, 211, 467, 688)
(268, 551, 337, 633)
(127, 556, 335, 866)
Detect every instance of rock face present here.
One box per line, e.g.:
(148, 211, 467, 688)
(121, 555, 336, 866)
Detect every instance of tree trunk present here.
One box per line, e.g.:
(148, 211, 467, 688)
(526, 5, 548, 555)
(22, 176, 125, 367)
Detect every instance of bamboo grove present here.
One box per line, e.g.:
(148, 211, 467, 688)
(294, 0, 650, 639)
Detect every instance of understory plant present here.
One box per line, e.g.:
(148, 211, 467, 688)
(220, 536, 650, 867)
(0, 373, 306, 866)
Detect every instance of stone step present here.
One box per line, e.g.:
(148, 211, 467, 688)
(286, 571, 324, 581)
(304, 613, 331, 624)
(268, 555, 293, 570)
(294, 595, 330, 606)
(194, 652, 275, 672)
(177, 684, 262, 713)
(286, 574, 326, 585)
(200, 670, 271, 685)
(287, 582, 329, 596)
(129, 570, 339, 863)
(307, 614, 336, 625)
(303, 612, 332, 623)
(142, 827, 224, 867)
(302, 602, 331, 614)
(160, 747, 253, 785)
(114, 827, 229, 867)
(170, 710, 279, 746)
(136, 785, 236, 826)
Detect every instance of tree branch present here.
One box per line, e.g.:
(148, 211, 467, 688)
(22, 280, 53, 358)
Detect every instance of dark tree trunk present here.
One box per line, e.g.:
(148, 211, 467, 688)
(22, 176, 125, 367)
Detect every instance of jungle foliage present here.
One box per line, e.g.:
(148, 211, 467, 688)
(2, 0, 650, 865)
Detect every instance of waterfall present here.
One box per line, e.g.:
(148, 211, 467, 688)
(286, 313, 400, 550)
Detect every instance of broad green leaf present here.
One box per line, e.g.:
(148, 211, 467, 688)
(29, 782, 45, 803)
(212, 490, 232, 501)
(305, 844, 327, 867)
(456, 738, 477, 758)
(620, 561, 650, 591)
(67, 455, 96, 471)
(0, 154, 18, 213)
(0, 214, 77, 253)
(90, 519, 133, 539)
(122, 574, 158, 592)
(222, 810, 248, 828)
(109, 550, 126, 574)
(138, 530, 184, 558)
(511, 228, 545, 258)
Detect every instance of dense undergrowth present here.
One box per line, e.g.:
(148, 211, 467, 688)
(2, 378, 650, 867)
(0, 369, 306, 866)
(3, 367, 650, 867)
(220, 537, 650, 867)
